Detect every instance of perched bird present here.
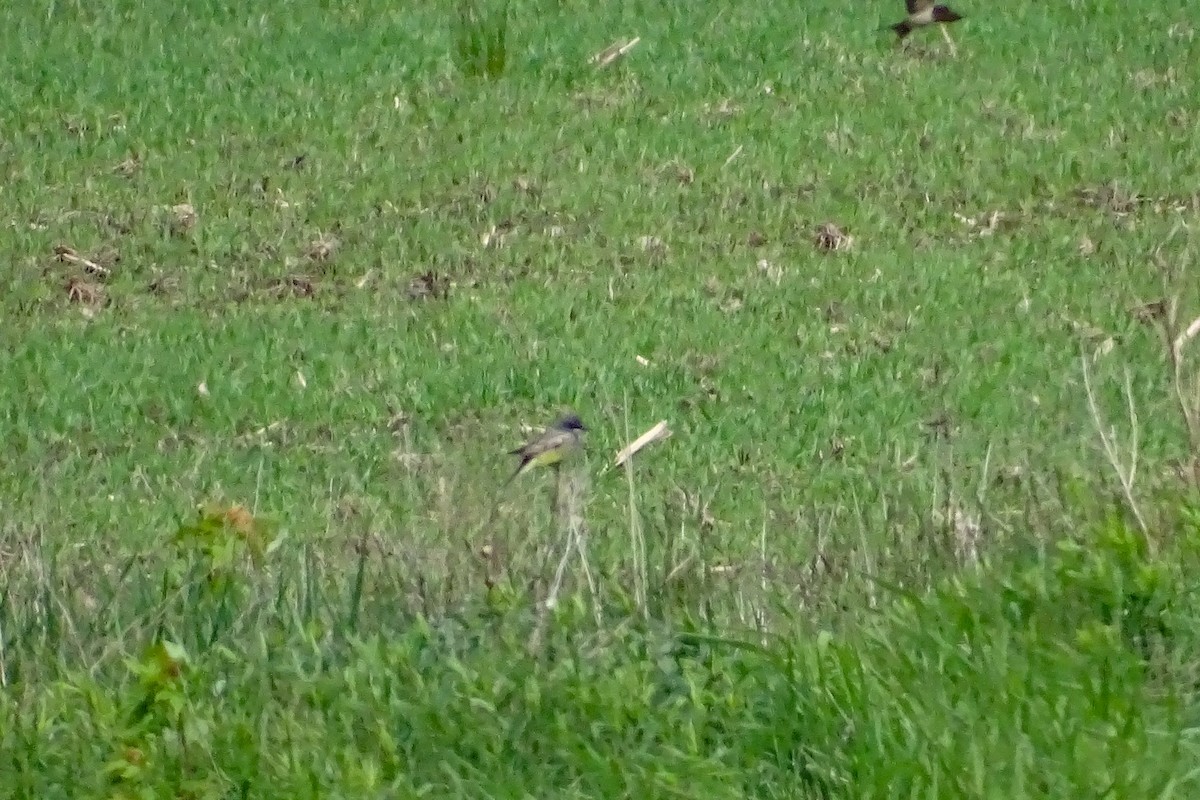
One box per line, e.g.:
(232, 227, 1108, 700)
(503, 413, 588, 486)
(888, 0, 963, 40)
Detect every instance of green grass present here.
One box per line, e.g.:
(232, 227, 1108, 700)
(3, 0, 1200, 797)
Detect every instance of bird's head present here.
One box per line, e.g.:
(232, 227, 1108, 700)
(559, 413, 587, 432)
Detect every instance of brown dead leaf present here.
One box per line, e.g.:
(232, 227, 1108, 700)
(993, 464, 1026, 486)
(304, 233, 340, 262)
(821, 301, 846, 325)
(216, 503, 257, 535)
(698, 375, 722, 403)
(112, 154, 142, 178)
(921, 412, 953, 441)
(170, 203, 197, 236)
(101, 214, 135, 236)
(822, 435, 847, 461)
(683, 351, 722, 376)
(147, 272, 177, 297)
(64, 276, 106, 308)
(719, 295, 743, 315)
(1075, 182, 1141, 215)
(701, 277, 745, 314)
(1129, 298, 1167, 326)
(512, 176, 539, 196)
(266, 275, 316, 299)
(813, 222, 852, 252)
(407, 270, 450, 301)
(638, 235, 667, 254)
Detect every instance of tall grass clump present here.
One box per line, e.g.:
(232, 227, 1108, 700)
(453, 0, 509, 79)
(3, 499, 1200, 798)
(793, 509, 1200, 797)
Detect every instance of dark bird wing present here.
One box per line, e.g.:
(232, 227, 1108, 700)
(502, 427, 578, 487)
(510, 428, 574, 461)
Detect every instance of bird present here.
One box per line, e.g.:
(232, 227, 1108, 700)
(888, 0, 963, 40)
(503, 413, 588, 487)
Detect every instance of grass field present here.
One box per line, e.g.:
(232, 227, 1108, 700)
(3, 0, 1200, 797)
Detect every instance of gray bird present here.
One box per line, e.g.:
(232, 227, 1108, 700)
(503, 413, 588, 486)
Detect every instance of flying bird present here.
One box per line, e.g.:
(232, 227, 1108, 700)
(503, 413, 588, 486)
(888, 0, 963, 40)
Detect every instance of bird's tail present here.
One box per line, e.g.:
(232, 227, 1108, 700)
(501, 458, 529, 489)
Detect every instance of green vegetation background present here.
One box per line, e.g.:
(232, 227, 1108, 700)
(2, 0, 1200, 797)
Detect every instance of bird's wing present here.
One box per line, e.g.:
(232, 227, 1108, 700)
(906, 0, 930, 14)
(512, 428, 574, 460)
